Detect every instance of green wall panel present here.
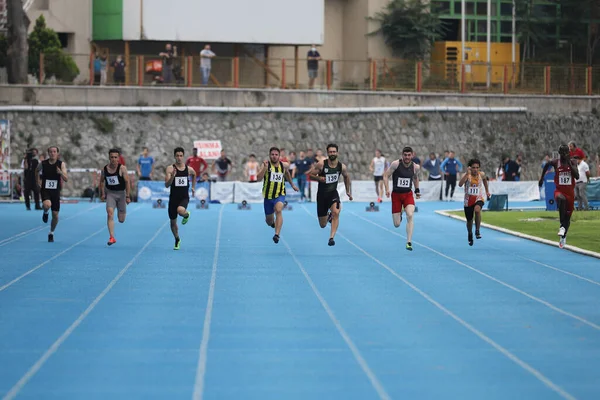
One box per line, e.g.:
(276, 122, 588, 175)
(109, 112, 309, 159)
(93, 0, 123, 40)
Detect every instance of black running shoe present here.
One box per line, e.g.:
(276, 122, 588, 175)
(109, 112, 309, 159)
(273, 234, 280, 244)
(42, 213, 49, 223)
(475, 230, 482, 239)
(327, 212, 332, 224)
(270, 223, 275, 229)
(174, 237, 181, 250)
(328, 238, 335, 246)
(48, 233, 54, 243)
(468, 232, 473, 246)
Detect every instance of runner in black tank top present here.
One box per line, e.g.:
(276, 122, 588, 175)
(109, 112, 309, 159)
(165, 147, 197, 250)
(307, 143, 353, 246)
(99, 148, 131, 246)
(383, 146, 421, 251)
(37, 146, 69, 242)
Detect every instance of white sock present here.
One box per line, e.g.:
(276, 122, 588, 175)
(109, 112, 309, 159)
(44, 209, 49, 214)
(49, 231, 54, 235)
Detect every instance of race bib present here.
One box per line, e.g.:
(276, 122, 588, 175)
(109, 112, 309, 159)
(175, 176, 188, 187)
(558, 172, 571, 186)
(106, 176, 119, 186)
(326, 174, 339, 183)
(397, 178, 411, 188)
(467, 186, 480, 196)
(45, 180, 58, 189)
(270, 172, 284, 183)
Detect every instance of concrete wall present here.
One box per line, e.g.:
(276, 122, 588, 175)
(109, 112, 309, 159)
(3, 85, 600, 114)
(4, 110, 599, 197)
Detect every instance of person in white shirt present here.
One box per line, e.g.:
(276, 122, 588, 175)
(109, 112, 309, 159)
(575, 155, 590, 210)
(369, 149, 386, 203)
(200, 44, 216, 85)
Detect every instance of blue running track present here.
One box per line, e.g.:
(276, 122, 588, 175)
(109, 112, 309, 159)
(1, 200, 599, 400)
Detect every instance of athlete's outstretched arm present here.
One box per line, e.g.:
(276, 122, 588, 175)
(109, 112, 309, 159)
(570, 159, 580, 180)
(59, 161, 68, 182)
(307, 161, 325, 183)
(413, 164, 421, 199)
(98, 169, 105, 200)
(341, 164, 352, 200)
(256, 160, 269, 181)
(165, 165, 175, 188)
(481, 172, 491, 198)
(282, 162, 299, 191)
(36, 162, 43, 188)
(121, 165, 131, 202)
(383, 160, 399, 196)
(458, 166, 471, 187)
(188, 166, 197, 194)
(539, 160, 554, 186)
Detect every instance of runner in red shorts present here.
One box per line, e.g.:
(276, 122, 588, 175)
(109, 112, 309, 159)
(384, 146, 421, 251)
(539, 144, 579, 249)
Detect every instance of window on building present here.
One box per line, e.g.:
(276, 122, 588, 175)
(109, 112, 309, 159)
(500, 2, 513, 16)
(56, 33, 75, 52)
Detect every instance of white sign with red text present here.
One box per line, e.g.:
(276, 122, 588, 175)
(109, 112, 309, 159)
(194, 140, 222, 160)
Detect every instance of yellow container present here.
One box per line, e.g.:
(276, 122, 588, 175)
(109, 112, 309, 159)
(431, 41, 520, 85)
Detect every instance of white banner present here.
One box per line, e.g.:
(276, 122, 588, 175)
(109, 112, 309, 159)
(211, 181, 541, 204)
(194, 140, 222, 160)
(309, 180, 540, 203)
(211, 181, 235, 203)
(234, 181, 264, 203)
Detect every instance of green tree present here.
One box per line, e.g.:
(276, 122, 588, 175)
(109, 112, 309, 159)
(368, 0, 447, 60)
(28, 15, 79, 82)
(558, 0, 600, 65)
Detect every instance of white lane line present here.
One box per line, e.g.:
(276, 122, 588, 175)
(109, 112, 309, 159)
(0, 204, 104, 247)
(2, 219, 169, 400)
(281, 237, 391, 400)
(192, 205, 225, 400)
(350, 211, 600, 332)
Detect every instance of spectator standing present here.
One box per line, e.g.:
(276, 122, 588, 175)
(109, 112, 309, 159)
(186, 148, 209, 182)
(159, 44, 177, 84)
(307, 45, 321, 89)
(212, 150, 232, 181)
(568, 141, 586, 160)
(441, 151, 463, 200)
(245, 154, 259, 182)
(575, 154, 590, 210)
(200, 44, 216, 85)
(23, 148, 41, 210)
(422, 152, 443, 200)
(100, 53, 108, 86)
(93, 54, 102, 85)
(112, 55, 126, 85)
(294, 151, 312, 202)
(502, 155, 520, 182)
(137, 147, 155, 181)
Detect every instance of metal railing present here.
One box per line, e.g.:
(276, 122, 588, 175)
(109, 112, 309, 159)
(29, 52, 600, 96)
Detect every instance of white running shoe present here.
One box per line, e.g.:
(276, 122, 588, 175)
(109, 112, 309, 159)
(559, 236, 566, 249)
(558, 227, 566, 237)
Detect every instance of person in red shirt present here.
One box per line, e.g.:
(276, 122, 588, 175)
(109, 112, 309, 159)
(539, 144, 579, 249)
(186, 148, 208, 182)
(568, 141, 585, 160)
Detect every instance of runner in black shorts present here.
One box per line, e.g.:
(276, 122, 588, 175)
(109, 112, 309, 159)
(36, 146, 69, 242)
(307, 143, 352, 246)
(165, 147, 196, 250)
